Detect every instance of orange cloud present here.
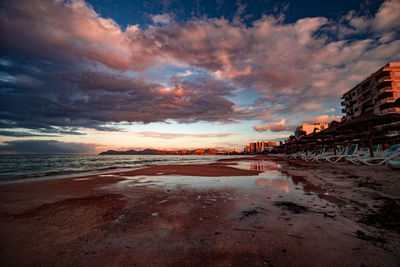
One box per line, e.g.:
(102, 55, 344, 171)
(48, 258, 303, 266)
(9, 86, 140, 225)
(301, 115, 341, 124)
(253, 119, 292, 133)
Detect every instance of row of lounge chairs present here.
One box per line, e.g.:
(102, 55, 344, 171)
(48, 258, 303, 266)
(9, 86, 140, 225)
(274, 144, 400, 168)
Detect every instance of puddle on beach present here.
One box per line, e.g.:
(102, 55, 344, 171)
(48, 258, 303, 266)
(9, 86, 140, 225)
(229, 160, 282, 171)
(94, 160, 342, 254)
(104, 160, 338, 209)
(98, 174, 118, 177)
(73, 177, 94, 181)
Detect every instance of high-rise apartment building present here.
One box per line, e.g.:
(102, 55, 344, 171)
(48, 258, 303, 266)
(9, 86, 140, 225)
(247, 141, 276, 153)
(341, 61, 400, 120)
(294, 122, 328, 138)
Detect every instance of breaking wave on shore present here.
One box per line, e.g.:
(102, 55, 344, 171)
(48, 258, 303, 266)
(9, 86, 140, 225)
(0, 154, 244, 183)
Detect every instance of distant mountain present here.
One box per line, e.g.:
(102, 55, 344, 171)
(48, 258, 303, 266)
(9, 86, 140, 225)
(99, 148, 235, 155)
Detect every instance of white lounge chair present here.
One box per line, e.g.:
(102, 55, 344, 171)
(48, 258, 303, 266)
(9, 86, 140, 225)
(386, 159, 400, 169)
(346, 145, 381, 165)
(301, 150, 317, 160)
(304, 148, 326, 161)
(319, 146, 347, 162)
(288, 151, 300, 159)
(289, 150, 307, 160)
(360, 144, 400, 166)
(326, 144, 358, 163)
(312, 148, 333, 162)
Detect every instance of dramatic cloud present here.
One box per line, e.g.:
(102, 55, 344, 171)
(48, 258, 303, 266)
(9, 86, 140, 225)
(253, 125, 268, 132)
(0, 131, 56, 137)
(254, 114, 343, 134)
(133, 131, 238, 139)
(0, 69, 244, 133)
(373, 0, 400, 32)
(0, 0, 156, 71)
(253, 119, 298, 133)
(1, 0, 399, 135)
(301, 115, 342, 124)
(268, 119, 292, 132)
(0, 140, 97, 154)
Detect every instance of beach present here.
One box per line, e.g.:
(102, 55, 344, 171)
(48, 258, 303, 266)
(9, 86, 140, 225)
(1, 156, 399, 267)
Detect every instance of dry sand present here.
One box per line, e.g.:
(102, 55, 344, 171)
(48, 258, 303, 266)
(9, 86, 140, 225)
(0, 156, 399, 267)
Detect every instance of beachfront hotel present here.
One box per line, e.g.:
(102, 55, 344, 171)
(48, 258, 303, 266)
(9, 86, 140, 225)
(341, 61, 400, 121)
(245, 141, 276, 153)
(294, 122, 328, 138)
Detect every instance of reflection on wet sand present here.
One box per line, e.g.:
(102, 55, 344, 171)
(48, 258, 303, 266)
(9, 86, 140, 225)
(290, 173, 345, 206)
(109, 160, 318, 204)
(2, 157, 398, 267)
(255, 178, 289, 192)
(102, 160, 343, 211)
(250, 161, 280, 171)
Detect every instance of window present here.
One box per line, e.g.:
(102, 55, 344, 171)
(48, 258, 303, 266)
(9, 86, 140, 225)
(395, 72, 400, 76)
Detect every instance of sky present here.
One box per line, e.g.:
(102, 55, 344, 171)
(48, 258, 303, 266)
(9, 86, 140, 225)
(0, 0, 399, 154)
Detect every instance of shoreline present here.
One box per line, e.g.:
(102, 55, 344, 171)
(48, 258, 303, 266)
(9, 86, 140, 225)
(1, 155, 399, 266)
(0, 154, 252, 185)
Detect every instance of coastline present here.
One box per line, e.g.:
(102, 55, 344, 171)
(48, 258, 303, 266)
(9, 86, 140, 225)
(1, 156, 399, 266)
(0, 154, 248, 184)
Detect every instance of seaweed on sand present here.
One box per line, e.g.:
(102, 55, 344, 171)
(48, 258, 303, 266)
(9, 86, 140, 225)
(239, 207, 267, 221)
(274, 201, 309, 214)
(360, 198, 400, 233)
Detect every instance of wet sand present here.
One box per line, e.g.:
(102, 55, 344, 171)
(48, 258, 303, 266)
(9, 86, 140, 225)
(0, 156, 399, 266)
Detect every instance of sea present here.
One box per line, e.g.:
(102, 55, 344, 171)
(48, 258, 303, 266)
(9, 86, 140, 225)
(0, 154, 245, 184)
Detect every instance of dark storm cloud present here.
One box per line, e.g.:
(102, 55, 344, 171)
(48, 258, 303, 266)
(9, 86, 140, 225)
(0, 140, 97, 154)
(0, 131, 56, 137)
(0, 66, 244, 133)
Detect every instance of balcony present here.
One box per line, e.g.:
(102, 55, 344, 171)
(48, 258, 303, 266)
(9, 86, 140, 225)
(360, 97, 373, 106)
(377, 81, 392, 90)
(377, 86, 394, 95)
(377, 97, 396, 105)
(380, 107, 400, 114)
(376, 76, 391, 84)
(377, 91, 394, 101)
(359, 87, 372, 96)
(364, 107, 374, 115)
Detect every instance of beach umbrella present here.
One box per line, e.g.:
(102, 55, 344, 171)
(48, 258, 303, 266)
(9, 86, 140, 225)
(335, 113, 400, 157)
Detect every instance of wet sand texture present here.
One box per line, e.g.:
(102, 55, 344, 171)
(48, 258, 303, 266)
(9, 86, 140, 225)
(1, 156, 399, 267)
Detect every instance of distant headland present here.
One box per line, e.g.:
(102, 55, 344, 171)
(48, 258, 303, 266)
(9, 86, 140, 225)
(99, 148, 238, 155)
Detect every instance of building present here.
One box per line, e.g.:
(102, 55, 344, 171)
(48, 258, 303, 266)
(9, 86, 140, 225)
(341, 61, 400, 121)
(250, 142, 256, 153)
(294, 122, 328, 138)
(247, 141, 276, 153)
